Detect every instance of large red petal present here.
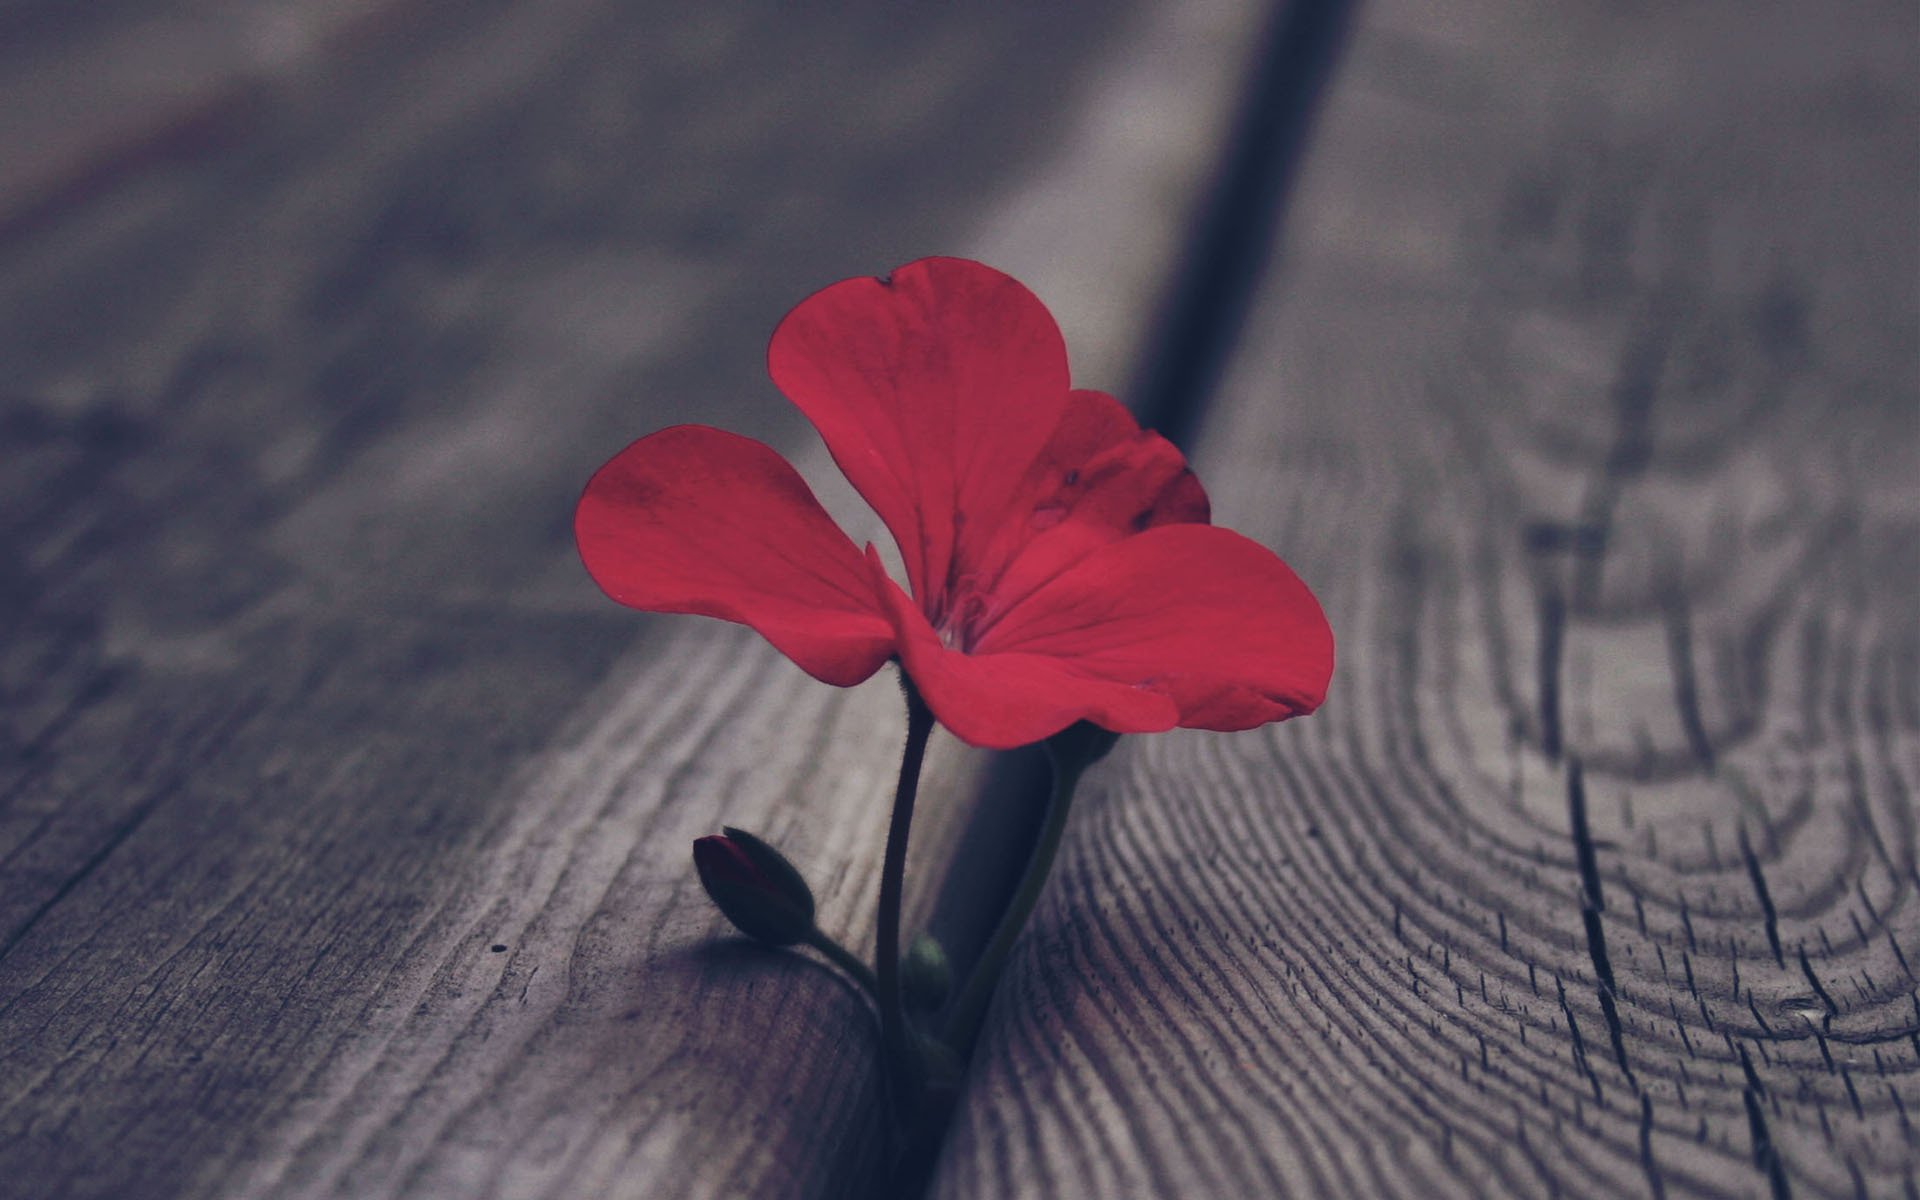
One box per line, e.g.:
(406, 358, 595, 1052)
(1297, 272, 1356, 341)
(866, 549, 1177, 749)
(767, 257, 1073, 624)
(972, 525, 1333, 730)
(956, 389, 1209, 643)
(575, 426, 895, 687)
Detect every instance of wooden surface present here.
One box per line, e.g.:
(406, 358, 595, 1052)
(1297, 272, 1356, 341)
(0, 2, 1268, 1197)
(4, 0, 1916, 1197)
(935, 0, 1918, 1197)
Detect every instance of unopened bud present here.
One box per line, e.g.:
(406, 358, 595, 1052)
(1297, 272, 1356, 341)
(692, 828, 816, 947)
(901, 932, 952, 1013)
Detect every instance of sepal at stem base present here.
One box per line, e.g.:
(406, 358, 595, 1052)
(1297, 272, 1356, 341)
(1045, 720, 1121, 768)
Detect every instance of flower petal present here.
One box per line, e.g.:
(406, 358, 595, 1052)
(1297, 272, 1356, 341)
(959, 389, 1209, 642)
(767, 257, 1073, 622)
(866, 549, 1177, 749)
(973, 524, 1333, 730)
(575, 425, 895, 686)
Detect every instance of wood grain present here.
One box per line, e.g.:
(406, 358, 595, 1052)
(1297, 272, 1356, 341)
(0, 1, 1268, 1196)
(932, 0, 1920, 1196)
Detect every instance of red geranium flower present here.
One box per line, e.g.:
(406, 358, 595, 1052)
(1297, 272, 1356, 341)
(575, 257, 1333, 749)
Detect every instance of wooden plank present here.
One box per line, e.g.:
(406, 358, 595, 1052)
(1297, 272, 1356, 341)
(0, 0, 419, 244)
(0, 1, 1271, 1196)
(931, 0, 1920, 1196)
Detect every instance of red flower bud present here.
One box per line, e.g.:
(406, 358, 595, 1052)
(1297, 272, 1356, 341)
(692, 828, 817, 947)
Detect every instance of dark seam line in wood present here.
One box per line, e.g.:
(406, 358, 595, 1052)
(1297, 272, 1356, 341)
(1553, 974, 1602, 1103)
(1569, 301, 1669, 611)
(1738, 1045, 1793, 1200)
(1122, 0, 1359, 450)
(1886, 927, 1914, 985)
(0, 695, 247, 976)
(1638, 1094, 1667, 1200)
(1565, 757, 1634, 1089)
(1535, 575, 1567, 762)
(0, 667, 122, 817)
(1660, 585, 1718, 772)
(892, 1, 1360, 1195)
(1529, 303, 1670, 769)
(1566, 759, 1607, 927)
(1738, 824, 1785, 969)
(1795, 947, 1839, 1020)
(0, 780, 173, 969)
(1843, 752, 1897, 873)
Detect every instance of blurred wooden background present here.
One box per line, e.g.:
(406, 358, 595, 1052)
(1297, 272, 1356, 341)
(1, 1, 1914, 1197)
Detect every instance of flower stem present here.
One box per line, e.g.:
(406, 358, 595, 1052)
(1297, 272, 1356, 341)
(804, 926, 879, 999)
(877, 678, 935, 1098)
(940, 738, 1091, 1055)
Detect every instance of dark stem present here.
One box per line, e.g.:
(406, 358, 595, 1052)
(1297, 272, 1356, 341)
(804, 926, 879, 999)
(878, 677, 935, 1097)
(939, 739, 1088, 1055)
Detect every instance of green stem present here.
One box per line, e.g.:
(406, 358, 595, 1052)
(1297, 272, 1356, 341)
(877, 679, 935, 1096)
(940, 741, 1088, 1054)
(805, 926, 879, 999)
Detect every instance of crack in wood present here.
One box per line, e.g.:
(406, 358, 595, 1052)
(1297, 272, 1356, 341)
(1638, 1093, 1667, 1200)
(1660, 582, 1718, 772)
(887, 0, 1362, 1193)
(1122, 0, 1357, 453)
(1739, 825, 1786, 969)
(1567, 302, 1673, 611)
(1738, 1046, 1793, 1200)
(0, 702, 248, 973)
(1795, 947, 1839, 1021)
(1534, 574, 1567, 763)
(1564, 758, 1636, 1089)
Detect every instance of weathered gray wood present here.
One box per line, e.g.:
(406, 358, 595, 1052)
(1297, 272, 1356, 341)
(0, 0, 416, 241)
(0, 1, 1268, 1196)
(933, 0, 1920, 1196)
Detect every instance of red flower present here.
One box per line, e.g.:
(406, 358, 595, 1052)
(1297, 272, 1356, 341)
(575, 257, 1332, 749)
